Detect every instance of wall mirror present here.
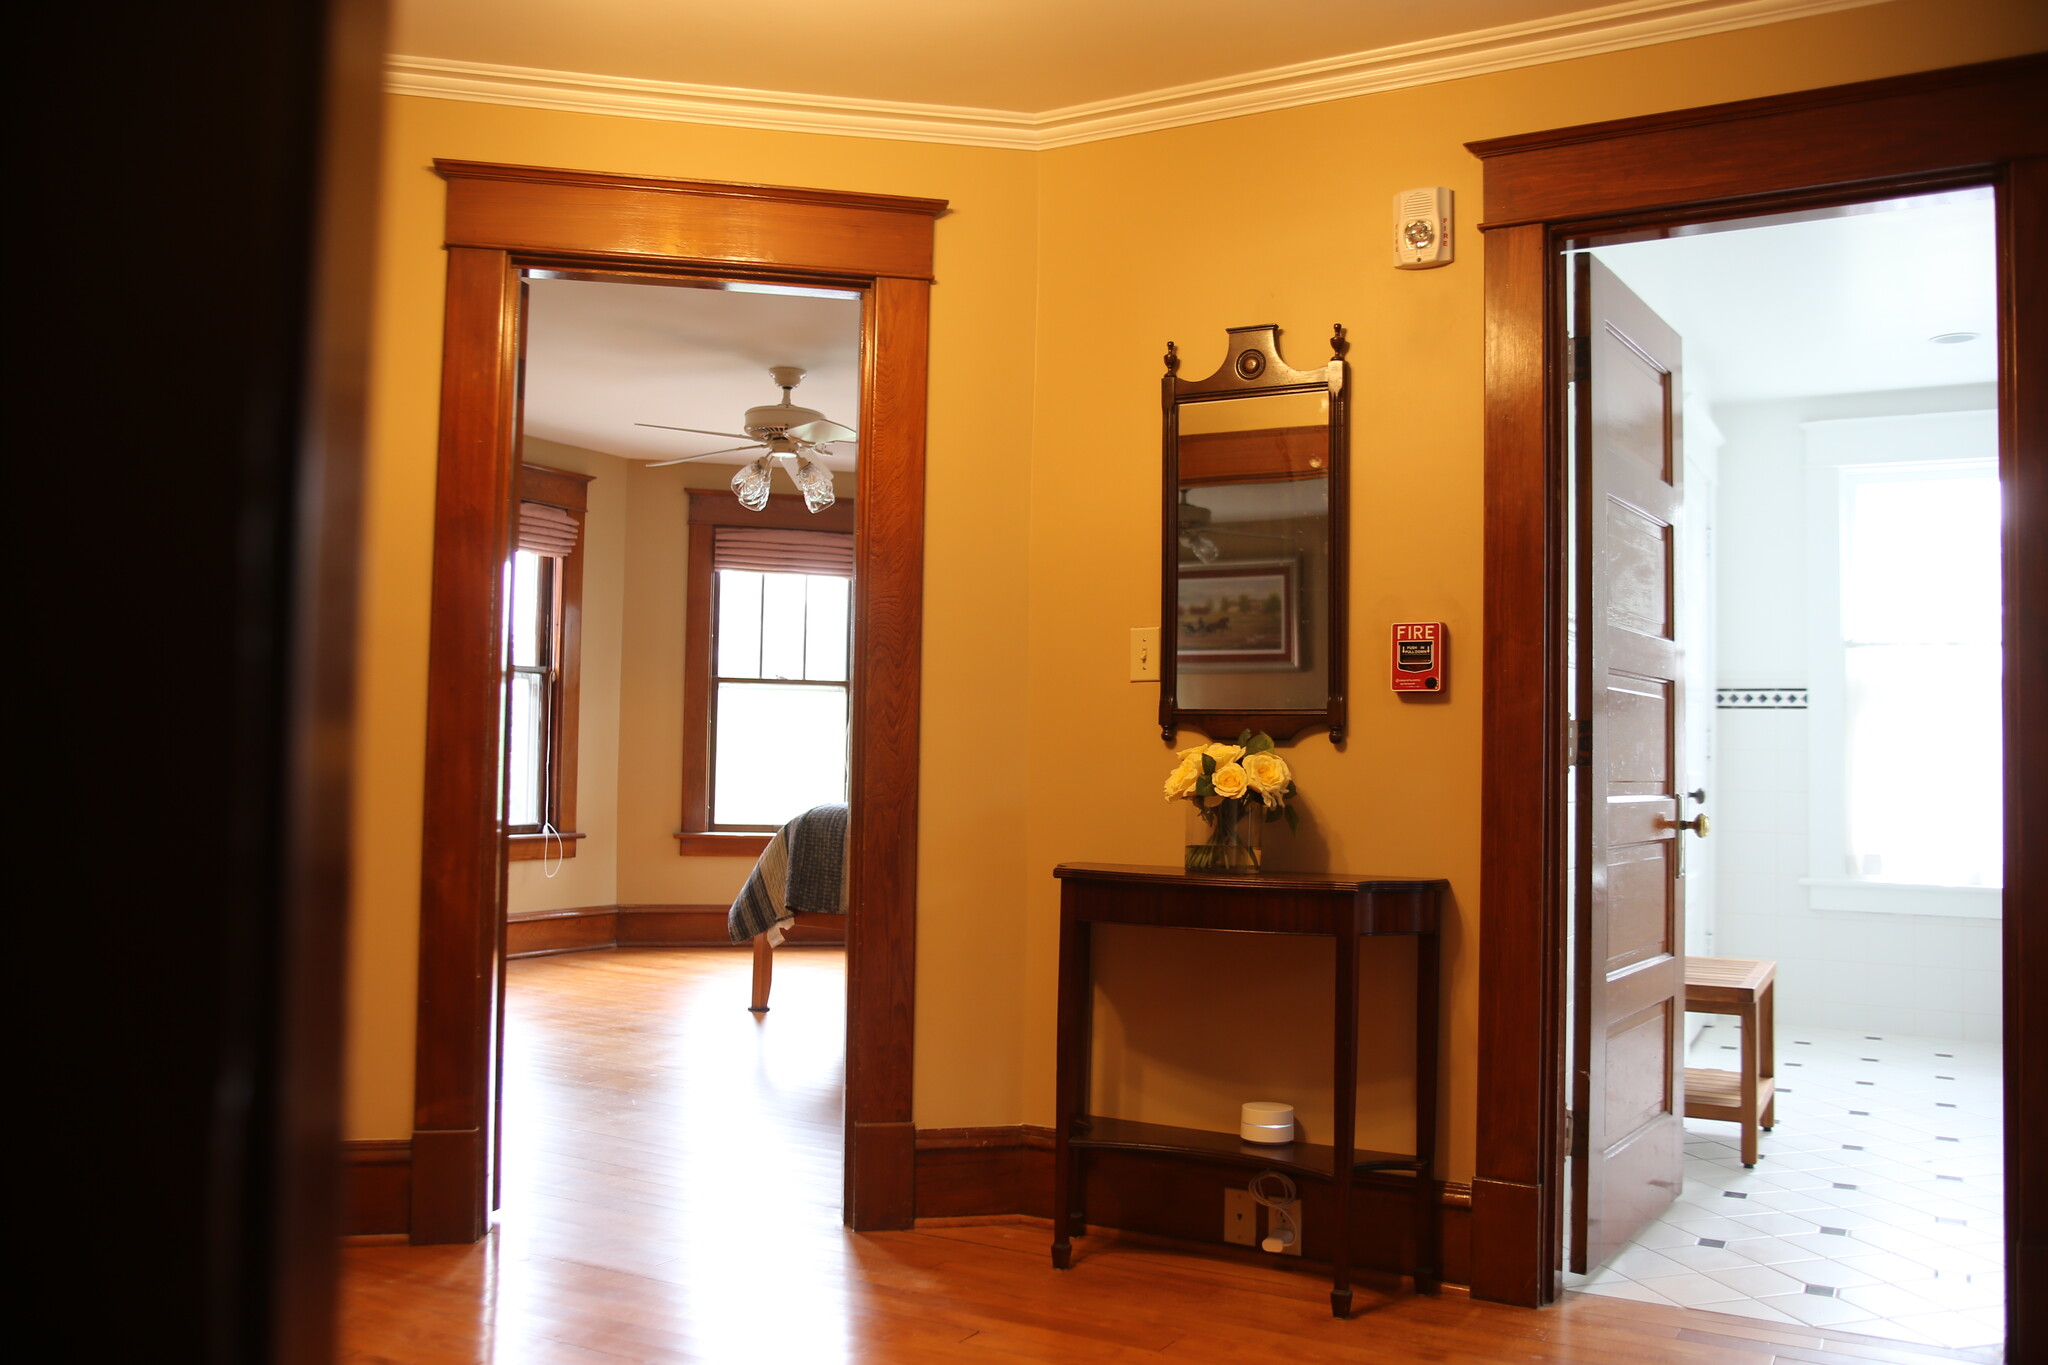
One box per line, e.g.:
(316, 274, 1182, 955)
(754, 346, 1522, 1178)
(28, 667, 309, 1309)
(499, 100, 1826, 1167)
(1161, 324, 1348, 743)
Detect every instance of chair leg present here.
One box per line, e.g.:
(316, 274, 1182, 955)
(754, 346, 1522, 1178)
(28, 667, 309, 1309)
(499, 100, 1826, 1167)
(750, 932, 773, 1012)
(1759, 979, 1776, 1130)
(1738, 1003, 1760, 1167)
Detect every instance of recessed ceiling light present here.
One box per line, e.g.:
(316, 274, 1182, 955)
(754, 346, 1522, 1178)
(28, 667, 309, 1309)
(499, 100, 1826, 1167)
(1929, 331, 1982, 345)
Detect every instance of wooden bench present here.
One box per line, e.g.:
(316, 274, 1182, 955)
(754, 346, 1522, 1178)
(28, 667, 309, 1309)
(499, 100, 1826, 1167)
(1683, 956, 1777, 1167)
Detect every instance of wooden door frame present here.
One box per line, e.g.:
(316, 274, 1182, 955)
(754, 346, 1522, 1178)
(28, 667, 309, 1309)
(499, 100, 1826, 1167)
(1466, 55, 2046, 1349)
(410, 161, 945, 1242)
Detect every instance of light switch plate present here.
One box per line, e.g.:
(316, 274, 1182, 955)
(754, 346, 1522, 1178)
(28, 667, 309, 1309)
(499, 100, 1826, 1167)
(1130, 627, 1160, 681)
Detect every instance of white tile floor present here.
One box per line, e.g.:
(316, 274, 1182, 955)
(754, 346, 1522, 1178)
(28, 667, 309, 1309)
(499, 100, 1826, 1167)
(1563, 1022, 2005, 1351)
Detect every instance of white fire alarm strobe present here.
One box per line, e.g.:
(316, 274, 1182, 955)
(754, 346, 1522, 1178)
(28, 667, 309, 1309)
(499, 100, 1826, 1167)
(1394, 187, 1454, 269)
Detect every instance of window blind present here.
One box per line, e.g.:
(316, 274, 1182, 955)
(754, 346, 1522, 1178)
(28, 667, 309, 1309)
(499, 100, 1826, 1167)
(713, 526, 854, 577)
(516, 501, 581, 557)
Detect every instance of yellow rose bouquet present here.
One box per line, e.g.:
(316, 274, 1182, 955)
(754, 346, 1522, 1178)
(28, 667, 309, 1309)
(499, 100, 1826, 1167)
(1165, 729, 1297, 873)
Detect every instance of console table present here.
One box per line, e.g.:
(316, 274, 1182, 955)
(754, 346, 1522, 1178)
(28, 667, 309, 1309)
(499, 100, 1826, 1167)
(1050, 863, 1447, 1318)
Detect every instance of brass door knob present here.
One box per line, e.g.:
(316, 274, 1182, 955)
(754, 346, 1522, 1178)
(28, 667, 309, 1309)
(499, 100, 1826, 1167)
(1678, 814, 1710, 838)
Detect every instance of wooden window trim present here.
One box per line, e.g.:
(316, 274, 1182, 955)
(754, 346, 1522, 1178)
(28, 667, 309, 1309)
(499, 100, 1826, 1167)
(510, 461, 591, 858)
(678, 487, 855, 856)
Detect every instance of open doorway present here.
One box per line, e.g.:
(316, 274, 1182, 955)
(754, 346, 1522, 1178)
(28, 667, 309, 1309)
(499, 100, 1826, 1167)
(408, 162, 941, 1244)
(1561, 189, 2004, 1352)
(495, 271, 863, 1231)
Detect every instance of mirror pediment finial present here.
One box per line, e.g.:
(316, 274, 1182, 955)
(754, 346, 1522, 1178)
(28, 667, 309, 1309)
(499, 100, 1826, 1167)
(1160, 324, 1349, 746)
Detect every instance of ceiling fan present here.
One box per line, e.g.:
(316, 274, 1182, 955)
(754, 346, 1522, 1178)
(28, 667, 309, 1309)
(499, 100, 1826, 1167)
(636, 365, 855, 513)
(1178, 490, 1299, 564)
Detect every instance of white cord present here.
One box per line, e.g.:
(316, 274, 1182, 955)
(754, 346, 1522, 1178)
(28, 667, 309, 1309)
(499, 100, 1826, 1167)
(1249, 1169, 1299, 1253)
(541, 821, 563, 878)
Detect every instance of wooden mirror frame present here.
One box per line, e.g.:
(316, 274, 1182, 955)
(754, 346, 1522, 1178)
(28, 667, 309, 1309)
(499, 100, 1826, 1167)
(1160, 324, 1350, 744)
(410, 161, 943, 1243)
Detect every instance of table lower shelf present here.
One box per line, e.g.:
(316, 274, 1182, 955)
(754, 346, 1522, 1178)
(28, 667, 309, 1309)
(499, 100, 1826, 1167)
(1068, 1116, 1422, 1180)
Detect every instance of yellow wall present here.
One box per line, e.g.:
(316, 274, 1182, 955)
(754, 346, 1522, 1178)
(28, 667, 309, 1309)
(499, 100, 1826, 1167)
(347, 97, 1041, 1137)
(346, 0, 2045, 1164)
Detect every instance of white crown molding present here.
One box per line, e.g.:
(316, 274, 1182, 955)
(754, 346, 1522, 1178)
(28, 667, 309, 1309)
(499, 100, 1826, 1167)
(387, 0, 1892, 151)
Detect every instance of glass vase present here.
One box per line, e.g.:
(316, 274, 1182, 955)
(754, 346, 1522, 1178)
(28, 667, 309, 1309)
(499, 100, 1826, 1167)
(1186, 798, 1263, 874)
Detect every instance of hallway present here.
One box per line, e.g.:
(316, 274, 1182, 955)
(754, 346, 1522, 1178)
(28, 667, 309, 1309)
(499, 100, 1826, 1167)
(338, 948, 1997, 1363)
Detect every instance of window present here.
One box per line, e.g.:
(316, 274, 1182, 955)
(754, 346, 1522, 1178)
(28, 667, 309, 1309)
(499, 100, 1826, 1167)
(1803, 411, 2000, 915)
(506, 463, 590, 860)
(679, 488, 855, 854)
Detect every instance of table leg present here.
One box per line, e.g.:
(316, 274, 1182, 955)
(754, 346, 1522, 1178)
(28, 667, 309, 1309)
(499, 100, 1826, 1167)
(1413, 929, 1441, 1294)
(1330, 924, 1360, 1318)
(1052, 910, 1091, 1270)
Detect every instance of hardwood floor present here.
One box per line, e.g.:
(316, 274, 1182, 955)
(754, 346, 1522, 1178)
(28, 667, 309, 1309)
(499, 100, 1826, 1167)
(339, 948, 1992, 1363)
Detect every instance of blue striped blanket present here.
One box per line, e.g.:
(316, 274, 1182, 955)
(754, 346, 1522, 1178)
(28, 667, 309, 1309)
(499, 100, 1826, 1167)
(727, 803, 849, 944)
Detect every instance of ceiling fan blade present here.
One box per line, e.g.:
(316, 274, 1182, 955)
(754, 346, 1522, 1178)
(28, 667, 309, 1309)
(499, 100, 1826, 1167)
(643, 443, 766, 467)
(634, 422, 756, 440)
(786, 418, 856, 444)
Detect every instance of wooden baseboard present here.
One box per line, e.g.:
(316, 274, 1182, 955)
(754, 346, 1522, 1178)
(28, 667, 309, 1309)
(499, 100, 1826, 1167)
(506, 904, 847, 957)
(915, 1125, 1056, 1220)
(342, 1139, 411, 1238)
(912, 1125, 1471, 1288)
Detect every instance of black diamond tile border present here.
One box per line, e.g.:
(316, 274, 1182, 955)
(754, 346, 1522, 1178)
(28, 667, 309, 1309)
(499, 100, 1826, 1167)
(1716, 688, 1809, 709)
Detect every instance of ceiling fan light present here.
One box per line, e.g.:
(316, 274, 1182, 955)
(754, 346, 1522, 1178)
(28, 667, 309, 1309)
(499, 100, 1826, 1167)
(789, 453, 837, 514)
(731, 456, 774, 511)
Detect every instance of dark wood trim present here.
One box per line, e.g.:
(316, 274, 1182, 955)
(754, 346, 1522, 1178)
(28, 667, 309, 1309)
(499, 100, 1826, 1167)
(842, 272, 929, 1230)
(505, 906, 621, 957)
(915, 1125, 1057, 1221)
(1468, 56, 2048, 230)
(513, 460, 587, 847)
(342, 1140, 412, 1237)
(505, 904, 848, 956)
(2001, 150, 2044, 1345)
(686, 487, 857, 533)
(517, 463, 592, 509)
(1472, 220, 1567, 1310)
(1469, 60, 2045, 1345)
(435, 160, 944, 281)
(674, 830, 773, 857)
(414, 162, 938, 1243)
(412, 245, 519, 1246)
(1177, 425, 1328, 486)
(506, 830, 583, 861)
(916, 1125, 1474, 1286)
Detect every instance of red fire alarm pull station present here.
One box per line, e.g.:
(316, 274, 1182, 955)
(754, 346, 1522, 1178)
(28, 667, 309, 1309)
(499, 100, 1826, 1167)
(1391, 622, 1446, 693)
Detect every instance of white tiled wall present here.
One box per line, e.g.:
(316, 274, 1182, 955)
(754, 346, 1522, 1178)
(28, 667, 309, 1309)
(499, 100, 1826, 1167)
(1708, 388, 2003, 1046)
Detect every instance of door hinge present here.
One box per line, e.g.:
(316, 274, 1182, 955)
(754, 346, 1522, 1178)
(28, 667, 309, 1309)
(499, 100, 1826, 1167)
(1563, 1108, 1577, 1153)
(1571, 334, 1590, 384)
(1567, 717, 1590, 767)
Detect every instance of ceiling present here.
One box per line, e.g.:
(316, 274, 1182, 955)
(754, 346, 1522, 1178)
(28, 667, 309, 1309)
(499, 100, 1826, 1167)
(396, 0, 1620, 114)
(523, 277, 862, 470)
(1590, 190, 1997, 407)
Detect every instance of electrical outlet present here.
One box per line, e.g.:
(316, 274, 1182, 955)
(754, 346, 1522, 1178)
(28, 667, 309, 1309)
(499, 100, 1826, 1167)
(1223, 1188, 1257, 1246)
(1130, 627, 1160, 681)
(1264, 1199, 1303, 1256)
